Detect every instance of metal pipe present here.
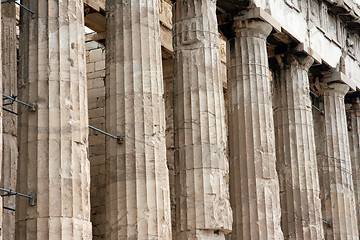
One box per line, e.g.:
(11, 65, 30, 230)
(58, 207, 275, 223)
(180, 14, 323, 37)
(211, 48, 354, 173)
(312, 104, 324, 115)
(310, 90, 320, 98)
(0, 188, 33, 199)
(2, 94, 36, 111)
(3, 206, 15, 211)
(322, 219, 332, 227)
(89, 125, 123, 144)
(3, 108, 17, 115)
(15, 1, 35, 14)
(3, 102, 14, 106)
(1, 0, 35, 14)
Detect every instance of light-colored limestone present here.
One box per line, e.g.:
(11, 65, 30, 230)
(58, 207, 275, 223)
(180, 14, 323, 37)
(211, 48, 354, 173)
(173, 0, 232, 238)
(1, 3, 16, 240)
(16, 0, 92, 238)
(0, 1, 2, 240)
(314, 82, 359, 239)
(227, 18, 283, 240)
(347, 95, 360, 234)
(273, 53, 324, 239)
(105, 0, 172, 239)
(163, 58, 176, 239)
(86, 43, 106, 240)
(0, 197, 2, 240)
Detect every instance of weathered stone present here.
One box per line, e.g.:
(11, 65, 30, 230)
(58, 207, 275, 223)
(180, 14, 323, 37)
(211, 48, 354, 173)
(0, 1, 2, 240)
(86, 43, 107, 240)
(273, 53, 324, 239)
(314, 82, 359, 239)
(16, 0, 92, 238)
(1, 3, 16, 240)
(227, 19, 283, 240)
(347, 95, 360, 234)
(106, 0, 172, 239)
(173, 0, 232, 238)
(163, 58, 176, 239)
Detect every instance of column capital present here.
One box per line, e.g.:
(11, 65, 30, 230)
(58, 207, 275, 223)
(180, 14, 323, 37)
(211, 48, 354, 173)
(277, 53, 314, 71)
(325, 82, 350, 97)
(232, 18, 272, 39)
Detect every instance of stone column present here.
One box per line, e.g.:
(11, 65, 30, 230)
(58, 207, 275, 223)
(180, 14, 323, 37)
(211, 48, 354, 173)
(0, 197, 2, 240)
(314, 82, 359, 239)
(347, 95, 360, 233)
(1, 3, 17, 240)
(173, 0, 232, 239)
(105, 1, 172, 239)
(227, 19, 283, 240)
(0, 2, 2, 239)
(16, 0, 92, 239)
(273, 54, 324, 239)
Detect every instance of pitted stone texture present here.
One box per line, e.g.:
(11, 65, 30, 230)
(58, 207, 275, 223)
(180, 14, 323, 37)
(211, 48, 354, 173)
(86, 43, 106, 240)
(163, 58, 176, 239)
(347, 97, 360, 234)
(106, 1, 172, 239)
(314, 83, 359, 240)
(16, 1, 92, 239)
(273, 54, 324, 239)
(227, 19, 283, 240)
(1, 3, 16, 240)
(0, 2, 2, 240)
(173, 0, 232, 239)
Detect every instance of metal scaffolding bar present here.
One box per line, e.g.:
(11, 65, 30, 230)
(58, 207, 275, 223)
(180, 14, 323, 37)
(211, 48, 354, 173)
(0, 188, 32, 199)
(3, 107, 17, 115)
(3, 206, 15, 211)
(89, 125, 123, 144)
(312, 104, 324, 115)
(1, 0, 34, 14)
(3, 94, 37, 111)
(310, 90, 320, 98)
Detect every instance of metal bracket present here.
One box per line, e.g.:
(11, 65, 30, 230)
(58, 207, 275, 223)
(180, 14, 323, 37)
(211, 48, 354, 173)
(1, 0, 34, 14)
(29, 191, 36, 206)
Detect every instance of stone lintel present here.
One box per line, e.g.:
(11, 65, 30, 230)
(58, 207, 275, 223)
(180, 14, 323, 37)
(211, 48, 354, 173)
(235, 7, 281, 33)
(295, 43, 322, 64)
(324, 71, 356, 91)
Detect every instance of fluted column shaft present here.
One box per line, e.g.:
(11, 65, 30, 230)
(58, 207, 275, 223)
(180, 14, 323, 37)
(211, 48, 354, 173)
(347, 96, 360, 233)
(17, 1, 91, 239)
(315, 83, 359, 239)
(105, 1, 172, 239)
(273, 54, 324, 239)
(173, 0, 232, 239)
(227, 19, 283, 240)
(0, 2, 2, 239)
(1, 3, 17, 239)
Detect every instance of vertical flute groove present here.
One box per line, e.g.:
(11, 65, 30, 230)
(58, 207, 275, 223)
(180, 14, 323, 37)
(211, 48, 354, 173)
(1, 3, 16, 239)
(16, 0, 91, 239)
(315, 83, 359, 240)
(173, 0, 232, 239)
(347, 98, 360, 234)
(228, 19, 283, 240)
(106, 0, 172, 239)
(273, 54, 324, 240)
